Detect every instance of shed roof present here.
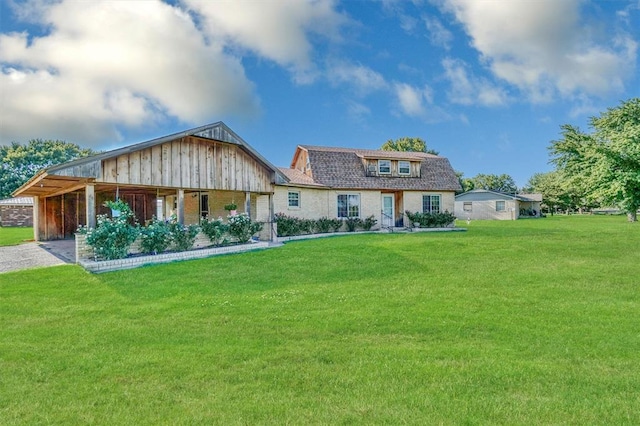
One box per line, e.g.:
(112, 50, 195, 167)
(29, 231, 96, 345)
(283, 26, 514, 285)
(283, 146, 461, 191)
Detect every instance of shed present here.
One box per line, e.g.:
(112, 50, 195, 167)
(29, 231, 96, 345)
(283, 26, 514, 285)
(455, 190, 542, 220)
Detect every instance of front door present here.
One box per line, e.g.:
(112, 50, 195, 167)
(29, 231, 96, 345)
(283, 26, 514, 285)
(382, 194, 394, 227)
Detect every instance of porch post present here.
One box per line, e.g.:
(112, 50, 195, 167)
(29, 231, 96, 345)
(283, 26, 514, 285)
(269, 192, 276, 242)
(245, 191, 251, 217)
(86, 184, 96, 229)
(177, 189, 185, 225)
(32, 196, 40, 241)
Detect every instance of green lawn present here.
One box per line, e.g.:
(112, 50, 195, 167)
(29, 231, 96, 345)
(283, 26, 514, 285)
(1, 216, 639, 424)
(0, 226, 33, 246)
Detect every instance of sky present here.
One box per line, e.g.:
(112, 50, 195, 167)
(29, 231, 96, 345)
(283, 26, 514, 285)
(1, 0, 639, 187)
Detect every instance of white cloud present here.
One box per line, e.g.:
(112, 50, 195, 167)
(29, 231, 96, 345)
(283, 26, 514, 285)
(326, 61, 388, 95)
(0, 0, 261, 145)
(0, 0, 348, 145)
(442, 0, 638, 102)
(181, 0, 347, 83)
(423, 16, 453, 49)
(393, 82, 433, 118)
(442, 58, 508, 106)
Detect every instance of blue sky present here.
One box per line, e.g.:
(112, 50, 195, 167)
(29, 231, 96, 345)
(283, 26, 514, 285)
(1, 0, 639, 187)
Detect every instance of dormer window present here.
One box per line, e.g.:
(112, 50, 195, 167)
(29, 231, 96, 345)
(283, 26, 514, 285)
(378, 159, 391, 174)
(398, 161, 410, 175)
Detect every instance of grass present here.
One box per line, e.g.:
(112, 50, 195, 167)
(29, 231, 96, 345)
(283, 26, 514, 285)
(0, 226, 33, 246)
(1, 215, 639, 424)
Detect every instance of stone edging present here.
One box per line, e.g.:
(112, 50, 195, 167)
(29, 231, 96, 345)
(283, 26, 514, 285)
(276, 227, 466, 243)
(78, 241, 270, 273)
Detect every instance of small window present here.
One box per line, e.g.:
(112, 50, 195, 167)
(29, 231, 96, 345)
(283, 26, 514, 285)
(378, 159, 391, 174)
(496, 201, 506, 211)
(288, 191, 300, 208)
(337, 194, 360, 218)
(463, 202, 472, 212)
(423, 195, 441, 213)
(398, 161, 410, 175)
(200, 194, 209, 218)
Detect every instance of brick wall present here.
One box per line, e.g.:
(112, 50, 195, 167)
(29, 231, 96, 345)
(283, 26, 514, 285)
(0, 206, 33, 227)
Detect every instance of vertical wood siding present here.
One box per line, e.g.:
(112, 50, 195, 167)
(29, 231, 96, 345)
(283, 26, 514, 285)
(100, 137, 273, 192)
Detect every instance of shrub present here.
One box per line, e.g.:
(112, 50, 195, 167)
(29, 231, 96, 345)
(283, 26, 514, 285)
(405, 210, 456, 228)
(362, 215, 377, 231)
(200, 217, 229, 246)
(274, 213, 300, 237)
(83, 200, 139, 260)
(228, 213, 262, 243)
(315, 217, 334, 233)
(139, 217, 172, 254)
(345, 217, 362, 232)
(168, 217, 200, 251)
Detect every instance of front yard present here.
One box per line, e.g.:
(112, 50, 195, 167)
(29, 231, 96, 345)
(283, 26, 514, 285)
(1, 215, 639, 424)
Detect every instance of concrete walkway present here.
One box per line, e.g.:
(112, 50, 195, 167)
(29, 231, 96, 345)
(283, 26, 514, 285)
(0, 240, 75, 274)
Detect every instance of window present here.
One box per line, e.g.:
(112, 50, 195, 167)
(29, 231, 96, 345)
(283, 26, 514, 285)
(378, 159, 391, 174)
(422, 195, 441, 213)
(463, 202, 472, 212)
(200, 194, 209, 218)
(288, 191, 300, 208)
(337, 194, 360, 218)
(496, 200, 506, 211)
(398, 161, 410, 175)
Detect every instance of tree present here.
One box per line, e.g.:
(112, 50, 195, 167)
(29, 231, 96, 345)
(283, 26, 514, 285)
(0, 139, 95, 198)
(471, 173, 518, 194)
(455, 171, 475, 193)
(525, 171, 580, 214)
(549, 98, 640, 222)
(381, 137, 439, 155)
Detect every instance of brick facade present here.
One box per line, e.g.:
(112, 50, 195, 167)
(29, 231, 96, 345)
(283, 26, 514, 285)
(0, 205, 33, 227)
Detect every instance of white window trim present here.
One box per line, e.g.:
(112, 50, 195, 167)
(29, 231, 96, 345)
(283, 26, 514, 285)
(337, 193, 361, 218)
(463, 201, 472, 212)
(288, 191, 301, 209)
(378, 159, 391, 175)
(422, 194, 441, 214)
(398, 160, 411, 175)
(496, 200, 506, 211)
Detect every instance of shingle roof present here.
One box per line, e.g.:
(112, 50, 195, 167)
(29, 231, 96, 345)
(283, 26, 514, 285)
(277, 167, 326, 187)
(0, 197, 33, 205)
(286, 146, 461, 191)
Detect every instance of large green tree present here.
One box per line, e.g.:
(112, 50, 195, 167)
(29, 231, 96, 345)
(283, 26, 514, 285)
(549, 98, 640, 222)
(524, 171, 585, 214)
(471, 173, 518, 194)
(0, 139, 94, 198)
(381, 137, 439, 155)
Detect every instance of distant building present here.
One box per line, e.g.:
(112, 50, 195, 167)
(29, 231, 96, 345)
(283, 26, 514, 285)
(0, 197, 34, 227)
(455, 190, 542, 220)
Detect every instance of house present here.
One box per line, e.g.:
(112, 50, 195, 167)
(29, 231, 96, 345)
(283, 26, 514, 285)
(13, 122, 461, 241)
(0, 197, 34, 227)
(274, 145, 461, 228)
(454, 189, 542, 220)
(13, 122, 284, 241)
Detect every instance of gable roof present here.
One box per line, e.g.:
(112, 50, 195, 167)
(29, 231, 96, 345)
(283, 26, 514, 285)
(14, 122, 288, 197)
(283, 145, 461, 191)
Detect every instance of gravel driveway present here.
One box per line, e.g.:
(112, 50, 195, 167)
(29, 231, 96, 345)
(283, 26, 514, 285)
(0, 242, 69, 274)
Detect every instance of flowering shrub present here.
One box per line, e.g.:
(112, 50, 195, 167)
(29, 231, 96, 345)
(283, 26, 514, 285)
(83, 200, 139, 260)
(167, 217, 200, 251)
(228, 213, 262, 243)
(139, 217, 172, 254)
(405, 210, 456, 228)
(200, 217, 229, 246)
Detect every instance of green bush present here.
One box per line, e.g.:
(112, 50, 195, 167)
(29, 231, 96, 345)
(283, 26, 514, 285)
(200, 217, 229, 246)
(274, 213, 300, 237)
(405, 210, 456, 228)
(228, 213, 262, 243)
(139, 217, 172, 254)
(168, 217, 200, 251)
(362, 215, 377, 231)
(83, 200, 139, 260)
(345, 217, 362, 232)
